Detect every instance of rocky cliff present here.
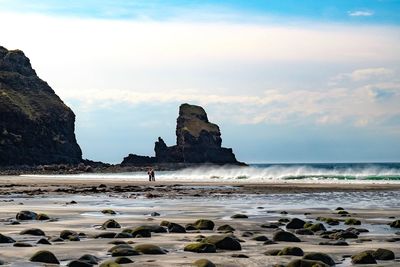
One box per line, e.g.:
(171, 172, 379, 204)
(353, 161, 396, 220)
(0, 46, 82, 166)
(122, 103, 241, 165)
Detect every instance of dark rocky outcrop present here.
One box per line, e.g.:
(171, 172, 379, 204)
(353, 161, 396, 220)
(121, 103, 242, 165)
(0, 46, 82, 166)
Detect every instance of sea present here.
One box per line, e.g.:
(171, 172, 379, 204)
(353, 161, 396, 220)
(22, 162, 400, 183)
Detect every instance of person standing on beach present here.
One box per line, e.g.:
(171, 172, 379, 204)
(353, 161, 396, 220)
(147, 168, 152, 182)
(151, 169, 155, 181)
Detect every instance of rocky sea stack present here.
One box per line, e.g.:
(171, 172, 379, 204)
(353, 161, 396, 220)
(122, 103, 242, 165)
(0, 46, 82, 166)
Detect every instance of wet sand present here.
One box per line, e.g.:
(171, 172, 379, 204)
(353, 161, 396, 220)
(0, 175, 400, 266)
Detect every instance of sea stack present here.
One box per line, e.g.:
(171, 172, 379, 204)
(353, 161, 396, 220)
(0, 46, 82, 165)
(122, 103, 242, 165)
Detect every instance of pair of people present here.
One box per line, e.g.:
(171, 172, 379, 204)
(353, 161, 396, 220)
(147, 168, 155, 181)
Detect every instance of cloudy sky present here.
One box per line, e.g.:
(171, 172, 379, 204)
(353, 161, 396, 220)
(1, 0, 400, 163)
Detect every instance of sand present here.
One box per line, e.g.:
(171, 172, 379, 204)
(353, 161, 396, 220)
(0, 175, 400, 266)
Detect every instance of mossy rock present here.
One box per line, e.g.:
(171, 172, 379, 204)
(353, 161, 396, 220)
(20, 228, 45, 236)
(60, 230, 78, 239)
(134, 244, 166, 254)
(37, 238, 51, 245)
(115, 232, 132, 239)
(231, 214, 248, 219)
(167, 222, 186, 233)
(67, 260, 93, 267)
(324, 218, 340, 225)
(372, 248, 395, 260)
(102, 219, 121, 229)
(389, 220, 400, 228)
(264, 249, 281, 256)
(303, 252, 335, 266)
(306, 223, 326, 232)
(78, 254, 100, 265)
(217, 224, 235, 232)
(337, 210, 349, 215)
(278, 247, 304, 256)
(351, 251, 377, 264)
(111, 247, 140, 257)
(69, 236, 80, 241)
(99, 260, 121, 267)
(122, 226, 151, 237)
(278, 218, 290, 223)
(101, 209, 116, 215)
(193, 259, 216, 267)
(114, 257, 134, 264)
(137, 225, 167, 233)
(251, 235, 269, 241)
(36, 213, 50, 220)
(94, 232, 116, 239)
(287, 259, 329, 267)
(344, 218, 361, 225)
(286, 218, 306, 229)
(272, 231, 301, 242)
(184, 242, 216, 253)
(202, 235, 241, 250)
(16, 210, 38, 220)
(0, 233, 15, 243)
(193, 219, 215, 230)
(30, 250, 60, 264)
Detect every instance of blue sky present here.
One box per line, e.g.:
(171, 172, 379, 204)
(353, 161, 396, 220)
(1, 0, 400, 163)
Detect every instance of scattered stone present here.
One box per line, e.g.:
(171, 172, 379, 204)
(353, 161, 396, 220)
(251, 235, 269, 241)
(122, 226, 151, 237)
(264, 249, 281, 256)
(20, 228, 45, 236)
(102, 219, 121, 229)
(231, 214, 248, 219)
(0, 233, 15, 243)
(306, 223, 326, 232)
(184, 242, 216, 253)
(192, 219, 215, 230)
(36, 213, 50, 220)
(50, 237, 64, 242)
(261, 223, 279, 229)
(372, 248, 395, 260)
(345, 218, 361, 225)
(69, 236, 80, 241)
(78, 254, 100, 265)
(335, 207, 344, 210)
(30, 250, 60, 264)
(303, 252, 335, 266)
(337, 210, 349, 215)
(263, 240, 277, 245)
(68, 260, 93, 267)
(114, 257, 134, 264)
(319, 240, 348, 246)
(150, 212, 160, 216)
(295, 229, 314, 235)
(60, 230, 78, 239)
(37, 238, 51, 245)
(278, 247, 304, 256)
(389, 220, 400, 228)
(193, 259, 216, 267)
(14, 242, 33, 247)
(115, 232, 133, 238)
(99, 260, 121, 267)
(286, 218, 306, 229)
(16, 210, 37, 220)
(278, 218, 290, 223)
(101, 209, 116, 215)
(94, 232, 117, 239)
(217, 224, 235, 232)
(280, 211, 288, 214)
(272, 231, 301, 242)
(231, 254, 249, 258)
(286, 259, 329, 267)
(329, 230, 358, 240)
(351, 251, 377, 264)
(202, 235, 241, 250)
(134, 244, 166, 254)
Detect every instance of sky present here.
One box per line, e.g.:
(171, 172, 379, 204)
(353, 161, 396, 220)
(1, 0, 400, 163)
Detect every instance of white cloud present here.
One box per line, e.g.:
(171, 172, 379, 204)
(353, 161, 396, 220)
(348, 10, 374, 17)
(331, 68, 395, 83)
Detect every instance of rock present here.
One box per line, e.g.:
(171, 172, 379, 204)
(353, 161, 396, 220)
(389, 220, 400, 228)
(329, 230, 358, 240)
(37, 238, 51, 245)
(0, 233, 15, 243)
(94, 232, 116, 239)
(151, 212, 160, 217)
(122, 226, 151, 237)
(60, 230, 78, 239)
(184, 242, 216, 253)
(192, 219, 215, 230)
(193, 259, 216, 267)
(306, 223, 326, 232)
(372, 248, 395, 260)
(114, 257, 134, 264)
(303, 252, 335, 266)
(111, 247, 140, 257)
(217, 224, 235, 232)
(134, 244, 166, 254)
(0, 259, 4, 265)
(286, 259, 329, 267)
(272, 231, 301, 242)
(264, 249, 281, 256)
(335, 207, 344, 210)
(202, 235, 241, 250)
(114, 232, 133, 238)
(30, 250, 60, 264)
(286, 218, 306, 229)
(78, 254, 100, 265)
(317, 217, 340, 226)
(16, 210, 37, 220)
(231, 214, 248, 219)
(20, 228, 45, 236)
(261, 223, 279, 229)
(68, 260, 93, 267)
(160, 221, 185, 233)
(101, 209, 116, 215)
(295, 229, 314, 235)
(278, 247, 304, 256)
(279, 218, 290, 223)
(69, 236, 80, 241)
(122, 103, 242, 165)
(50, 237, 64, 242)
(319, 240, 348, 246)
(0, 46, 82, 166)
(14, 242, 33, 247)
(344, 218, 361, 225)
(251, 235, 269, 241)
(337, 210, 349, 215)
(263, 240, 277, 245)
(36, 213, 50, 220)
(101, 219, 121, 229)
(351, 251, 377, 264)
(231, 254, 249, 258)
(99, 260, 122, 267)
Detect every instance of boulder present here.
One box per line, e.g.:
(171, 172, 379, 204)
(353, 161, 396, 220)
(68, 260, 93, 267)
(217, 224, 235, 232)
(37, 238, 51, 245)
(101, 219, 121, 229)
(272, 231, 301, 242)
(286, 259, 329, 267)
(193, 219, 215, 230)
(251, 235, 269, 241)
(306, 223, 326, 232)
(36, 213, 50, 220)
(231, 214, 248, 219)
(286, 218, 306, 229)
(295, 229, 314, 235)
(122, 226, 151, 237)
(101, 209, 116, 215)
(278, 247, 304, 256)
(134, 244, 166, 254)
(263, 249, 281, 256)
(0, 233, 15, 243)
(351, 251, 377, 264)
(14, 242, 33, 247)
(184, 242, 216, 253)
(202, 235, 241, 250)
(30, 250, 60, 264)
(389, 220, 400, 228)
(94, 232, 116, 239)
(372, 248, 395, 260)
(60, 230, 78, 239)
(16, 210, 37, 220)
(78, 254, 100, 265)
(20, 228, 45, 236)
(99, 261, 121, 267)
(344, 218, 361, 225)
(193, 259, 216, 267)
(114, 257, 134, 264)
(303, 252, 335, 266)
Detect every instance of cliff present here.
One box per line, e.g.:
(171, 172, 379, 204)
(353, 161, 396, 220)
(122, 103, 241, 165)
(0, 46, 82, 166)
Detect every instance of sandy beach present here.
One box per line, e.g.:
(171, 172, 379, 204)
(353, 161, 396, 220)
(0, 175, 399, 266)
